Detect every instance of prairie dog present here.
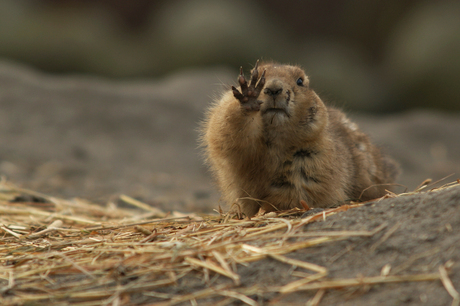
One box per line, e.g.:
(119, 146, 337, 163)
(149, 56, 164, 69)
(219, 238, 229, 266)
(202, 61, 399, 217)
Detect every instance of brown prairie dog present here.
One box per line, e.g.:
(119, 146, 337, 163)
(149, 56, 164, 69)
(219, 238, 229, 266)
(202, 61, 399, 217)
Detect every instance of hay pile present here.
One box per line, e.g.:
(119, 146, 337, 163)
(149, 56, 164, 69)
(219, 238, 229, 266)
(1, 179, 459, 306)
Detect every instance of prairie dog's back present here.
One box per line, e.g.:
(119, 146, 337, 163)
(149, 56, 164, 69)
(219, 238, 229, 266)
(203, 62, 398, 217)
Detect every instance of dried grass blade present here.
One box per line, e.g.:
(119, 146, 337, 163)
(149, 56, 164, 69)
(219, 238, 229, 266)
(0, 205, 99, 224)
(293, 205, 362, 230)
(239, 237, 344, 264)
(163, 284, 229, 306)
(28, 220, 63, 239)
(370, 222, 401, 252)
(280, 272, 327, 293)
(54, 252, 96, 280)
(392, 247, 441, 275)
(273, 236, 346, 255)
(0, 271, 15, 294)
(212, 251, 240, 285)
(84, 217, 190, 231)
(294, 273, 440, 291)
(269, 254, 327, 274)
(1, 226, 22, 238)
(439, 265, 460, 306)
(218, 290, 258, 306)
(185, 257, 240, 284)
(119, 194, 166, 217)
(244, 222, 289, 238)
(267, 218, 292, 234)
(1, 184, 51, 201)
(241, 244, 263, 254)
(306, 289, 326, 306)
(16, 263, 74, 279)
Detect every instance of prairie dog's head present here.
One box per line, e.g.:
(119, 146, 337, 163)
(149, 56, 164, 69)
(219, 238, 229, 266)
(253, 63, 327, 135)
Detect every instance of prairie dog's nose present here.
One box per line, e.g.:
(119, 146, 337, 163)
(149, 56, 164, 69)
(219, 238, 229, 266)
(264, 79, 283, 97)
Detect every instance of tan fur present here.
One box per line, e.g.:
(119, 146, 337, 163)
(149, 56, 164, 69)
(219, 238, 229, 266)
(202, 62, 399, 217)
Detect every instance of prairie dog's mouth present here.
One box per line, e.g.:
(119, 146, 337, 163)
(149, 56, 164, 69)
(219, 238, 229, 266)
(263, 108, 288, 115)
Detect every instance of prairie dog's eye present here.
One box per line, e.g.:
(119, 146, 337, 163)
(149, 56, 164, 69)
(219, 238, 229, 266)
(296, 78, 304, 86)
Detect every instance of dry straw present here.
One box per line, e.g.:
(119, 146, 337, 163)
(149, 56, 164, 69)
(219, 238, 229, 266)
(0, 179, 458, 305)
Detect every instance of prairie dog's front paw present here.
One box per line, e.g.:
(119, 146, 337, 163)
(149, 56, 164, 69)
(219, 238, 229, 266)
(231, 60, 266, 111)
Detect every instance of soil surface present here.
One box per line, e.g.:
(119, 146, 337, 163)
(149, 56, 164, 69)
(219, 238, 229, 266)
(0, 60, 459, 305)
(155, 185, 459, 306)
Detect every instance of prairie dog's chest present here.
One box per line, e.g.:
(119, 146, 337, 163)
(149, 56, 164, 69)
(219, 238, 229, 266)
(266, 145, 320, 189)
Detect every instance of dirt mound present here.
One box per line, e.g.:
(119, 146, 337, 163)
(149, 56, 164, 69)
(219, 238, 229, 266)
(1, 180, 459, 305)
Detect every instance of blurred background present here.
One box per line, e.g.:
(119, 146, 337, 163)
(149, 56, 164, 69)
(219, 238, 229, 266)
(0, 0, 459, 212)
(1, 0, 460, 112)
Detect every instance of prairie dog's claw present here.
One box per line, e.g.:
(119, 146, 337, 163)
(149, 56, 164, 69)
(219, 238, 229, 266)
(232, 61, 265, 111)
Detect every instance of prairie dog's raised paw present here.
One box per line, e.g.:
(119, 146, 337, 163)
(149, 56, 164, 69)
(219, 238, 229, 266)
(231, 60, 266, 112)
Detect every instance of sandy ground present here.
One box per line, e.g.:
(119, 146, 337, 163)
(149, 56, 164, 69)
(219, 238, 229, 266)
(0, 60, 459, 304)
